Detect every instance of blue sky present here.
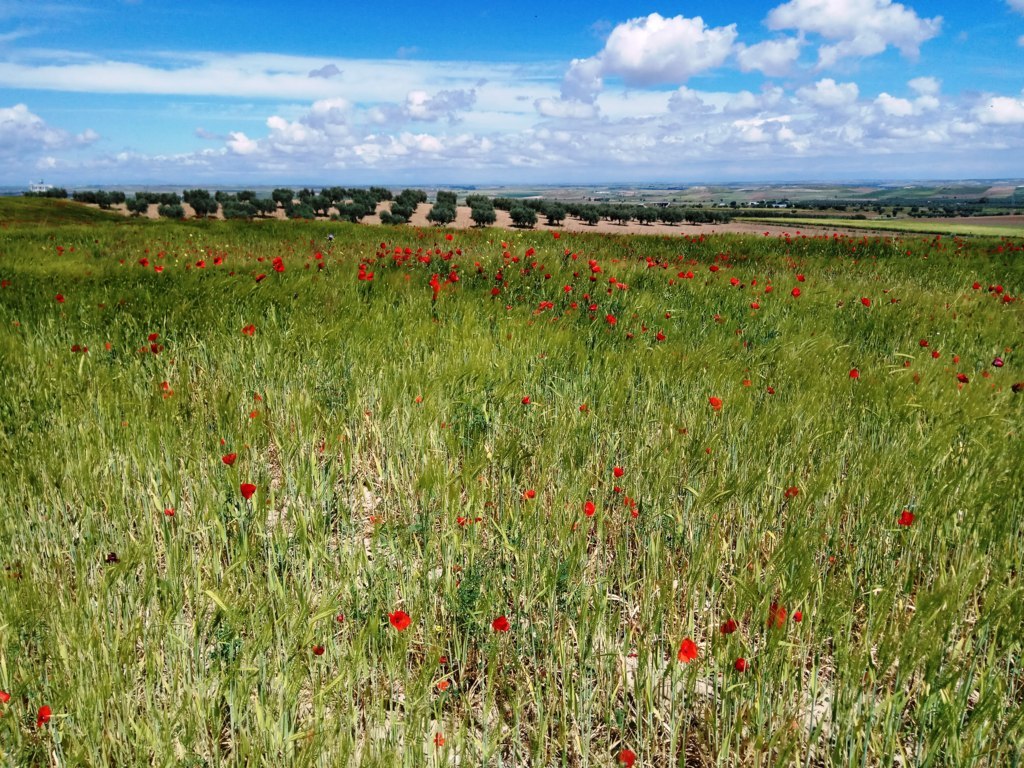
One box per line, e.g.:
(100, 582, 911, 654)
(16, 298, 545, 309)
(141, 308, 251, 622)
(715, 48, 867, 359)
(1, 0, 1023, 185)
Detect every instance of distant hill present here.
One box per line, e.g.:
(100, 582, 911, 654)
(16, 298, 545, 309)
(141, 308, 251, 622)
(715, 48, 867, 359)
(0, 197, 127, 227)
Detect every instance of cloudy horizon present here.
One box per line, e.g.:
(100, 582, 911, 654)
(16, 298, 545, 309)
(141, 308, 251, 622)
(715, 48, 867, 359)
(2, 0, 1023, 186)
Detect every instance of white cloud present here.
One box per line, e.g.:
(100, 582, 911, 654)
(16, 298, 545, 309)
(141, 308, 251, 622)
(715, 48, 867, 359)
(908, 76, 940, 96)
(736, 37, 804, 76)
(1009, 0, 1024, 13)
(534, 98, 598, 119)
(766, 0, 942, 67)
(875, 92, 914, 116)
(796, 78, 860, 108)
(0, 102, 96, 159)
(562, 13, 737, 102)
(226, 131, 258, 155)
(976, 95, 1024, 124)
(1018, 34, 1024, 46)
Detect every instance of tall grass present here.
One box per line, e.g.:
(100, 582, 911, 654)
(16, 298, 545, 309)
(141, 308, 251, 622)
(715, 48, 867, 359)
(1, 217, 1022, 766)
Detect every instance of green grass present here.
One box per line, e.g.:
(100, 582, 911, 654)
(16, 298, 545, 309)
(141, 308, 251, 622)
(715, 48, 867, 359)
(0, 196, 126, 227)
(741, 215, 1024, 238)
(1, 215, 1022, 766)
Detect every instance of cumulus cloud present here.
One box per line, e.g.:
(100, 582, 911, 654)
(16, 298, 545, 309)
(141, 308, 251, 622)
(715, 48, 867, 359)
(0, 103, 96, 159)
(767, 0, 942, 67)
(404, 89, 476, 122)
(562, 13, 737, 102)
(875, 92, 914, 116)
(736, 37, 804, 76)
(1009, 0, 1024, 12)
(976, 94, 1024, 124)
(796, 78, 860, 108)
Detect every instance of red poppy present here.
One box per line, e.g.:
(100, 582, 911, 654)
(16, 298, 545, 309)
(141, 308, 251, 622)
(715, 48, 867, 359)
(436, 680, 450, 691)
(613, 466, 624, 478)
(618, 748, 637, 767)
(55, 293, 65, 303)
(849, 368, 860, 379)
(605, 314, 617, 325)
(919, 339, 929, 348)
(240, 483, 257, 500)
(241, 324, 256, 336)
(861, 297, 871, 307)
(796, 274, 805, 282)
(793, 610, 803, 622)
(492, 615, 511, 632)
(389, 610, 411, 631)
(767, 602, 787, 628)
(222, 453, 237, 466)
(523, 489, 536, 500)
(720, 618, 738, 635)
(709, 396, 723, 411)
(434, 733, 445, 747)
(784, 486, 800, 498)
(163, 508, 175, 517)
(791, 287, 801, 298)
(312, 645, 325, 656)
(956, 373, 969, 384)
(655, 331, 666, 342)
(521, 396, 531, 405)
(734, 657, 748, 672)
(898, 510, 915, 527)
(0, 690, 10, 704)
(37, 705, 51, 728)
(677, 637, 698, 663)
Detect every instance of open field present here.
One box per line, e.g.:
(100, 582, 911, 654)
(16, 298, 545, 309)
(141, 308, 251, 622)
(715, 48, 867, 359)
(0, 209, 1022, 766)
(740, 216, 1024, 239)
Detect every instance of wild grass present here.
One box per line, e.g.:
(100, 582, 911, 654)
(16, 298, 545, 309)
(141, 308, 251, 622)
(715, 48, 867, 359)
(0, 216, 1022, 767)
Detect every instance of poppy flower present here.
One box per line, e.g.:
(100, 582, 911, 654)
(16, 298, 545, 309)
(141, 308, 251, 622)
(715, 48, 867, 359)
(240, 483, 257, 500)
(898, 510, 915, 527)
(655, 331, 666, 342)
(389, 610, 411, 631)
(241, 324, 256, 336)
(584, 500, 596, 517)
(720, 618, 738, 635)
(618, 749, 637, 767)
(793, 610, 803, 622)
(55, 294, 65, 303)
(784, 486, 800, 498)
(492, 615, 511, 632)
(613, 466, 624, 478)
(734, 657, 748, 673)
(791, 287, 801, 298)
(222, 453, 237, 466)
(956, 373, 969, 384)
(709, 396, 723, 411)
(993, 357, 1004, 368)
(849, 368, 860, 379)
(767, 602, 787, 628)
(861, 297, 871, 307)
(523, 489, 536, 500)
(0, 690, 10, 704)
(433, 733, 445, 747)
(677, 637, 698, 663)
(521, 396, 530, 405)
(436, 680, 450, 691)
(163, 508, 175, 517)
(312, 645, 325, 656)
(37, 705, 51, 728)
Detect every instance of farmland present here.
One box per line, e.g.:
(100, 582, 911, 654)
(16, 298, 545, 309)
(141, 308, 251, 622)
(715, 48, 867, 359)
(0, 205, 1022, 766)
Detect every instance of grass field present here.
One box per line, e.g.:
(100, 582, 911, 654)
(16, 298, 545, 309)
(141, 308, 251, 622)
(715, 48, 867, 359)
(740, 216, 1024, 239)
(1, 207, 1022, 766)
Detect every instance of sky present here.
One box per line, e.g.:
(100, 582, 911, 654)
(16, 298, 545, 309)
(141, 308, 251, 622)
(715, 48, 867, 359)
(1, 0, 1023, 186)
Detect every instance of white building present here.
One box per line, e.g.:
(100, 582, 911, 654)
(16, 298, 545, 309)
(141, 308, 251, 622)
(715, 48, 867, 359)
(29, 181, 54, 193)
